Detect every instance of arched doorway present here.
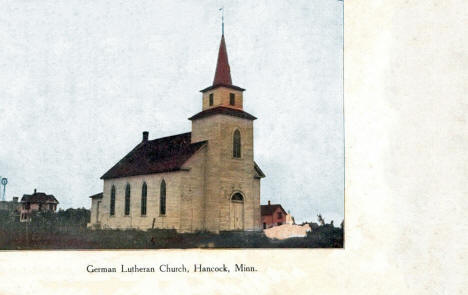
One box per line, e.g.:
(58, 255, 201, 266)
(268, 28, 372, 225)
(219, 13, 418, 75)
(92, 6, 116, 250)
(230, 193, 244, 230)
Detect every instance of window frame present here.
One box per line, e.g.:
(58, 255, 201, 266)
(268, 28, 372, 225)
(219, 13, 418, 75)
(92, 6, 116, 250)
(160, 179, 166, 216)
(229, 93, 235, 106)
(233, 129, 241, 158)
(209, 93, 214, 106)
(124, 183, 131, 216)
(110, 185, 116, 216)
(231, 192, 244, 202)
(141, 182, 147, 216)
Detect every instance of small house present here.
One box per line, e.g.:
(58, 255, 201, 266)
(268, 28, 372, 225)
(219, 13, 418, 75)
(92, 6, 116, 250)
(20, 189, 59, 222)
(261, 201, 288, 229)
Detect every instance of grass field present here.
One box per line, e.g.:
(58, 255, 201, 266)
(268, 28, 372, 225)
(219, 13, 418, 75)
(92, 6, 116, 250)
(0, 210, 343, 249)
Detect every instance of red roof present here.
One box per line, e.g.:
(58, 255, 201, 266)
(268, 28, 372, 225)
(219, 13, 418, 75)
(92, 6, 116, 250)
(261, 204, 287, 216)
(200, 35, 245, 93)
(21, 192, 59, 204)
(189, 106, 257, 121)
(213, 35, 232, 85)
(101, 132, 207, 179)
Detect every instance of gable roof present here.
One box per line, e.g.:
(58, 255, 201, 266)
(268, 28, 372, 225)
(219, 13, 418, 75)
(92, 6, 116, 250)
(261, 204, 287, 216)
(21, 192, 59, 204)
(101, 132, 207, 180)
(189, 106, 257, 121)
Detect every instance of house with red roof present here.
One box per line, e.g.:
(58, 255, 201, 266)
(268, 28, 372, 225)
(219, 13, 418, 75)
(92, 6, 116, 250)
(261, 201, 288, 229)
(20, 189, 59, 222)
(88, 32, 265, 232)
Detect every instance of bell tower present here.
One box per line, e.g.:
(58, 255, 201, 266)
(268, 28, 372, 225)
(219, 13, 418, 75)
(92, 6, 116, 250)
(188, 32, 263, 232)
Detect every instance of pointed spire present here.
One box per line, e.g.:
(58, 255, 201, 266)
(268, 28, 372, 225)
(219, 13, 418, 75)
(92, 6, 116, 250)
(200, 32, 244, 93)
(213, 35, 232, 86)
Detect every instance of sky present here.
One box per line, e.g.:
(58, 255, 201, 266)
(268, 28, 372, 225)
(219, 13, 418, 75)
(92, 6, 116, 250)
(0, 0, 343, 224)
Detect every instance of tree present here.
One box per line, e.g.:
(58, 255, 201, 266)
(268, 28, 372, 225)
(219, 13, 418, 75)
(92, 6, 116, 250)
(317, 214, 325, 226)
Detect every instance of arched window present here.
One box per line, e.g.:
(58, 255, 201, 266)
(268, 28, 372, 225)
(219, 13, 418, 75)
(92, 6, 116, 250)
(233, 129, 241, 158)
(110, 185, 116, 216)
(124, 183, 131, 215)
(160, 179, 166, 215)
(231, 193, 244, 201)
(141, 182, 147, 216)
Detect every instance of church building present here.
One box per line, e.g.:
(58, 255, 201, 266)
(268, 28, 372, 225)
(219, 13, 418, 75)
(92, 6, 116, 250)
(88, 33, 265, 233)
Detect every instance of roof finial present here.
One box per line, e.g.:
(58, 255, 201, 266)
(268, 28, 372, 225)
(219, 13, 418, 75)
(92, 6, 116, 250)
(219, 7, 224, 35)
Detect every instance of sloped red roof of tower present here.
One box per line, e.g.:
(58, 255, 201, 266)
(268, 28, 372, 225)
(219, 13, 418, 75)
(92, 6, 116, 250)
(200, 35, 245, 93)
(101, 132, 207, 179)
(213, 35, 232, 85)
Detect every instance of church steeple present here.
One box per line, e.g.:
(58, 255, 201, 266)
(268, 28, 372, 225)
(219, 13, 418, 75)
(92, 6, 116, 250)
(213, 35, 232, 86)
(195, 20, 251, 113)
(201, 32, 245, 94)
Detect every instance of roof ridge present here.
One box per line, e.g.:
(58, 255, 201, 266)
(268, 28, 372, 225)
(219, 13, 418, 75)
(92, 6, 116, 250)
(147, 132, 191, 143)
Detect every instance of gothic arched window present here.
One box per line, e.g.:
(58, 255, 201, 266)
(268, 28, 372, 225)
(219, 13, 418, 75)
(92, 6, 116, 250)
(160, 179, 166, 215)
(110, 185, 116, 216)
(124, 183, 131, 216)
(141, 182, 147, 216)
(233, 129, 241, 158)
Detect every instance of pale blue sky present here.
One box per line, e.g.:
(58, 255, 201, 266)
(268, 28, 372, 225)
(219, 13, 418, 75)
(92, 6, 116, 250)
(0, 0, 343, 224)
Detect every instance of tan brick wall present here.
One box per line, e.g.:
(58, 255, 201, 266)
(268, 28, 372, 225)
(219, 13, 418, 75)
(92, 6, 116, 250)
(96, 172, 182, 230)
(202, 87, 244, 110)
(179, 145, 207, 232)
(88, 198, 100, 226)
(89, 147, 208, 232)
(192, 113, 262, 232)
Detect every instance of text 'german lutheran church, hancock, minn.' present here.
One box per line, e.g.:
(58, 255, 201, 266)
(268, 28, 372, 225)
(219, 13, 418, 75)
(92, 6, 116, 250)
(88, 33, 266, 233)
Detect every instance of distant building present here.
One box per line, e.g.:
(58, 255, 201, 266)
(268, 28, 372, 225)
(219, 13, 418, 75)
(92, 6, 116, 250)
(0, 197, 21, 217)
(88, 192, 103, 226)
(20, 189, 59, 222)
(261, 201, 288, 229)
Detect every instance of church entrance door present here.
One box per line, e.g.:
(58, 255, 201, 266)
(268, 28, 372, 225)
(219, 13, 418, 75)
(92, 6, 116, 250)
(230, 193, 244, 230)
